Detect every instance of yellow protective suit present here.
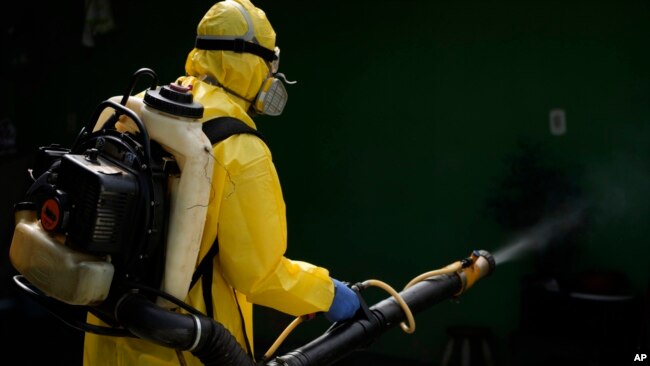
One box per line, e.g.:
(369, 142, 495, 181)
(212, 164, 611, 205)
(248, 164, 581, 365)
(83, 1, 335, 365)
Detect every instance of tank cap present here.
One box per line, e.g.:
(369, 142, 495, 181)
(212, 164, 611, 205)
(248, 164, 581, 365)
(143, 83, 204, 119)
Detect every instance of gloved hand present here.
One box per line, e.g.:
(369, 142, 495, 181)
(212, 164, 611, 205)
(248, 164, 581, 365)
(324, 278, 361, 322)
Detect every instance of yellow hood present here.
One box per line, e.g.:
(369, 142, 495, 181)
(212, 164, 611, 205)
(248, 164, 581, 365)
(185, 0, 275, 102)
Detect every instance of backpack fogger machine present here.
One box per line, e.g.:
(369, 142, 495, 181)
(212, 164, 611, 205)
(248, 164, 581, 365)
(9, 68, 258, 365)
(8, 68, 496, 366)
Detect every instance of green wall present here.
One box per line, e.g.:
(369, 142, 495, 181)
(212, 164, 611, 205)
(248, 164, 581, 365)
(3, 0, 649, 364)
(256, 0, 650, 362)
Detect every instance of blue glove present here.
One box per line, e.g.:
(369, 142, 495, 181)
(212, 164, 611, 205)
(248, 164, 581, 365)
(325, 278, 361, 322)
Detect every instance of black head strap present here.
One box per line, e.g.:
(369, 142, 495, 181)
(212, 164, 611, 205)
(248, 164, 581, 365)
(195, 36, 277, 62)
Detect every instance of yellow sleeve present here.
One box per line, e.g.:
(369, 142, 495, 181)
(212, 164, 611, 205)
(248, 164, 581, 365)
(215, 133, 335, 316)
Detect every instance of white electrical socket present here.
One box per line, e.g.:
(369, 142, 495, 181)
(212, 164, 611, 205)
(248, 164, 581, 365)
(549, 108, 566, 136)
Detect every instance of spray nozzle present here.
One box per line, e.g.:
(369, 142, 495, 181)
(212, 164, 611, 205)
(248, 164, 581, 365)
(455, 250, 496, 296)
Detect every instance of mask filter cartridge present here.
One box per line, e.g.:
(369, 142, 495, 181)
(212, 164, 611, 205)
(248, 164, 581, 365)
(255, 77, 288, 116)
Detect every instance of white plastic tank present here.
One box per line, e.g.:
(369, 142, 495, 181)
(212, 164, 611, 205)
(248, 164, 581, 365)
(98, 84, 214, 307)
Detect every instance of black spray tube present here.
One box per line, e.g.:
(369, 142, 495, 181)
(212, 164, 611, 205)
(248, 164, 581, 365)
(266, 274, 463, 366)
(266, 250, 496, 366)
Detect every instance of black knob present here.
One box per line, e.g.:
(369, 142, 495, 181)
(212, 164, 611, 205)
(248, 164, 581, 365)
(85, 148, 100, 161)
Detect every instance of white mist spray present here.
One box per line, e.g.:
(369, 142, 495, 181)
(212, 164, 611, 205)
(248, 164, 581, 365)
(493, 205, 585, 265)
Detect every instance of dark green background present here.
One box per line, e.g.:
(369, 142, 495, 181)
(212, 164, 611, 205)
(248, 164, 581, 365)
(1, 0, 649, 365)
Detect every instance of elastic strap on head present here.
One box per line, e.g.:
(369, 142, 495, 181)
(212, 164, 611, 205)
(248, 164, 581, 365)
(195, 36, 277, 62)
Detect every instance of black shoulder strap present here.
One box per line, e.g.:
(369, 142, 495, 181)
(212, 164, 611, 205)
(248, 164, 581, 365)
(202, 116, 266, 145)
(190, 116, 265, 320)
(190, 237, 220, 318)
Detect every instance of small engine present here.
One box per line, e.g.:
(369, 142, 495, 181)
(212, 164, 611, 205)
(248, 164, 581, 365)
(41, 149, 140, 254)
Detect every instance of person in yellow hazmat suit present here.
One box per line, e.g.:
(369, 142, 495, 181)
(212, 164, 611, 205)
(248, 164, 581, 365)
(83, 0, 360, 365)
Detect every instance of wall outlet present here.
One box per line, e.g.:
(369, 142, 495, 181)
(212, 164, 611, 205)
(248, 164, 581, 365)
(549, 108, 566, 136)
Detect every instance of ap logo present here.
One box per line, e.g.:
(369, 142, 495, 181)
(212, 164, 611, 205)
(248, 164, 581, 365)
(635, 354, 647, 362)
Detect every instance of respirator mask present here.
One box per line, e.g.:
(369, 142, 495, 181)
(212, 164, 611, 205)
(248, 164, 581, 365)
(251, 47, 296, 116)
(194, 0, 295, 116)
